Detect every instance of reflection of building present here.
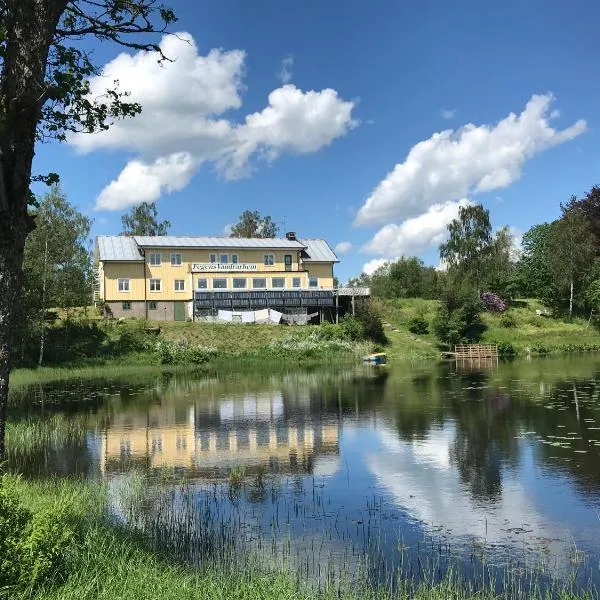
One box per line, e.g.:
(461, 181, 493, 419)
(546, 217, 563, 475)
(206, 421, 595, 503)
(99, 392, 340, 478)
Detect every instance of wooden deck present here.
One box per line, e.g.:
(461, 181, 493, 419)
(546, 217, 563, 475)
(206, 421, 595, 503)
(454, 344, 498, 359)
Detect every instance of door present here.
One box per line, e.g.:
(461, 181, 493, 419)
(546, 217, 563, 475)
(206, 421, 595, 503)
(284, 254, 292, 272)
(174, 301, 186, 321)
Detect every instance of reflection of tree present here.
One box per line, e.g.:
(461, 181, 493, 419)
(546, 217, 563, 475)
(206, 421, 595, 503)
(450, 425, 502, 501)
(444, 372, 519, 503)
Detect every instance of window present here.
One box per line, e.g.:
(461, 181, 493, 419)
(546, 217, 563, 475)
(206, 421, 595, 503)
(263, 254, 274, 266)
(231, 254, 239, 264)
(149, 278, 162, 292)
(170, 253, 182, 266)
(197, 278, 208, 289)
(151, 436, 163, 454)
(232, 278, 247, 289)
(210, 253, 217, 263)
(122, 301, 131, 311)
(284, 254, 292, 272)
(148, 301, 158, 310)
(272, 277, 285, 288)
(174, 279, 185, 292)
(309, 276, 318, 288)
(252, 277, 266, 289)
(118, 278, 130, 292)
(149, 253, 161, 266)
(292, 277, 301, 288)
(220, 254, 228, 264)
(213, 278, 227, 289)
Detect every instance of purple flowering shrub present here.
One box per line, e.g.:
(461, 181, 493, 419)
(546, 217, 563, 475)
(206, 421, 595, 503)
(480, 291, 507, 312)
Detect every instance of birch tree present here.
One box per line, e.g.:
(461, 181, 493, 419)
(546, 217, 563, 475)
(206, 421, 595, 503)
(22, 186, 91, 365)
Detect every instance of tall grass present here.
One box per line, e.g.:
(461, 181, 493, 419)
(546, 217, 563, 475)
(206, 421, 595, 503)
(4, 474, 597, 600)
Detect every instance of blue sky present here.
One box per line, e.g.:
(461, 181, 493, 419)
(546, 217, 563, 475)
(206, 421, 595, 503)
(32, 0, 600, 282)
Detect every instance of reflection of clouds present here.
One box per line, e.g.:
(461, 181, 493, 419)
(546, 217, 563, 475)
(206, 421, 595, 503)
(367, 422, 572, 566)
(219, 392, 284, 421)
(313, 455, 340, 478)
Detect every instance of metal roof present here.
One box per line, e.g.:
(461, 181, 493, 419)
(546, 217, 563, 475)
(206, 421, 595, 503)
(133, 236, 306, 249)
(299, 239, 339, 263)
(96, 236, 143, 261)
(95, 235, 339, 263)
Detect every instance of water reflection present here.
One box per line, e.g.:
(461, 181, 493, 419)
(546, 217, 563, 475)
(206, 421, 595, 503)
(7, 357, 600, 587)
(99, 389, 341, 478)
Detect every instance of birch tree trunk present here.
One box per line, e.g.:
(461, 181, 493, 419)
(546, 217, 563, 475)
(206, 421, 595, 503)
(569, 279, 574, 320)
(38, 233, 49, 366)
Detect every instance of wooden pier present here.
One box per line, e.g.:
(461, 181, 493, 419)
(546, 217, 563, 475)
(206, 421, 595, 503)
(454, 344, 498, 359)
(450, 344, 499, 369)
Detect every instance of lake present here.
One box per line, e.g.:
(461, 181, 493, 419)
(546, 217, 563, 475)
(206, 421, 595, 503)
(7, 356, 600, 592)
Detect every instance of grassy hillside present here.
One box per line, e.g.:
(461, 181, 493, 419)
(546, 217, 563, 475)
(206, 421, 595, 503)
(377, 297, 600, 356)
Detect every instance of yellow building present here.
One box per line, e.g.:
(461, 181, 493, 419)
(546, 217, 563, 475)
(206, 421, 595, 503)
(94, 232, 339, 320)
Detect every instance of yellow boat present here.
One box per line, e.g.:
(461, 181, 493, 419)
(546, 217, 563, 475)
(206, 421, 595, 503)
(363, 352, 387, 366)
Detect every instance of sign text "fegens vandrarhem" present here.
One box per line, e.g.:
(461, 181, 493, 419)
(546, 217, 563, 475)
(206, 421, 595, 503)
(191, 263, 258, 272)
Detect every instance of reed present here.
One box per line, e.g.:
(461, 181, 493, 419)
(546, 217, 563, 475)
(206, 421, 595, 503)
(4, 474, 597, 600)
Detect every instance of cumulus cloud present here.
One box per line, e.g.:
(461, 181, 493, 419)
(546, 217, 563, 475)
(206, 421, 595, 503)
(96, 153, 197, 210)
(441, 108, 456, 120)
(69, 33, 357, 210)
(355, 94, 586, 227)
(362, 258, 393, 276)
(334, 241, 352, 254)
(362, 199, 470, 257)
(278, 55, 294, 84)
(508, 226, 523, 261)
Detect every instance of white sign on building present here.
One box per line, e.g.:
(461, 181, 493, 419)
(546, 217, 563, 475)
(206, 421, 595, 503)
(191, 263, 258, 272)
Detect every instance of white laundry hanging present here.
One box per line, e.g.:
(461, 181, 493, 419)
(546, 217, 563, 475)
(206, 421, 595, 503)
(217, 309, 232, 322)
(269, 309, 282, 324)
(242, 311, 255, 323)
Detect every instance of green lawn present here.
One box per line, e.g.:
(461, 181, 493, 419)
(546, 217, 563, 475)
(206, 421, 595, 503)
(376, 297, 600, 357)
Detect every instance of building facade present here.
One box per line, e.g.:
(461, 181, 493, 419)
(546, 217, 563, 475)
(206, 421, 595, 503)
(94, 233, 339, 321)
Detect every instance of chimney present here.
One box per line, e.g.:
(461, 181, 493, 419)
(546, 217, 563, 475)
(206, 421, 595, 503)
(285, 231, 297, 241)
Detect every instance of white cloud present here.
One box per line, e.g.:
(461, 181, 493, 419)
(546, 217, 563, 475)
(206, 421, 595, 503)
(225, 85, 357, 178)
(278, 55, 294, 84)
(334, 241, 352, 254)
(355, 94, 586, 227)
(508, 226, 523, 261)
(96, 153, 197, 210)
(362, 199, 470, 257)
(362, 258, 393, 276)
(441, 108, 456, 120)
(68, 33, 357, 210)
(222, 223, 233, 235)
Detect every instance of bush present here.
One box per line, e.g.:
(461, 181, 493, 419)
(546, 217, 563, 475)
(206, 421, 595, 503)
(317, 322, 348, 341)
(155, 340, 219, 365)
(496, 341, 516, 356)
(0, 477, 74, 590)
(267, 331, 354, 356)
(480, 291, 507, 312)
(499, 312, 517, 328)
(113, 323, 153, 354)
(355, 299, 387, 345)
(339, 315, 364, 341)
(433, 286, 486, 346)
(408, 315, 429, 334)
(43, 319, 109, 364)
